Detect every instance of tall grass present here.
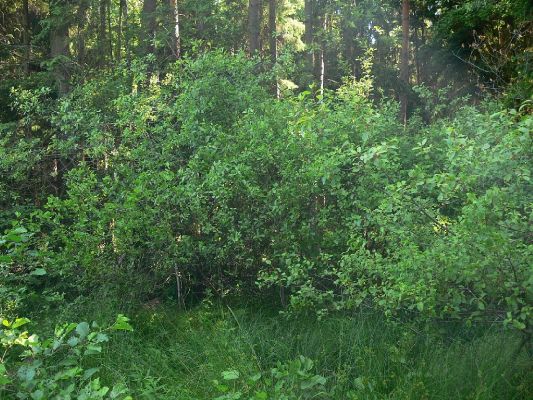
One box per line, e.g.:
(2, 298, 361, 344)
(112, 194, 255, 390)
(50, 296, 532, 399)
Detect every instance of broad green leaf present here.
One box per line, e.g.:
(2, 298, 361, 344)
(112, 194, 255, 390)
(76, 322, 90, 339)
(111, 314, 133, 331)
(30, 268, 47, 276)
(222, 370, 240, 380)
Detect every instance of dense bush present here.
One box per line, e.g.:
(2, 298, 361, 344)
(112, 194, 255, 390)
(1, 52, 531, 344)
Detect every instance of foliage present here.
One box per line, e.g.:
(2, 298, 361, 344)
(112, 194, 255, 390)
(0, 315, 132, 399)
(214, 356, 328, 399)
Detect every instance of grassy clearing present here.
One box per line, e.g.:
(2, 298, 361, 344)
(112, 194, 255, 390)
(47, 295, 532, 400)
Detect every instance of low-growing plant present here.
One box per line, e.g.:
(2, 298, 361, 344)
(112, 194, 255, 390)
(0, 315, 133, 399)
(214, 356, 328, 400)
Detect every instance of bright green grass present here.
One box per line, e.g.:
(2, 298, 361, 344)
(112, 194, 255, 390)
(51, 297, 532, 399)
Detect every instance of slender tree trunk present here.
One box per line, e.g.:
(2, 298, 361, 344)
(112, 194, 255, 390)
(117, 0, 124, 62)
(98, 0, 107, 65)
(317, 13, 326, 96)
(304, 0, 314, 78)
(414, 26, 420, 85)
(248, 0, 261, 55)
(107, 0, 113, 61)
(76, 0, 89, 66)
(50, 1, 70, 96)
(22, 0, 30, 75)
(268, 0, 279, 97)
(168, 0, 181, 60)
(315, 13, 327, 95)
(141, 0, 157, 56)
(400, 0, 410, 125)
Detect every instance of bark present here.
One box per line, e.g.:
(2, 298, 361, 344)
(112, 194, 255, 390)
(317, 14, 326, 96)
(22, 0, 30, 75)
(268, 0, 277, 65)
(50, 1, 70, 96)
(304, 0, 314, 76)
(248, 0, 261, 55)
(117, 0, 125, 62)
(141, 0, 157, 56)
(168, 0, 181, 59)
(268, 0, 279, 97)
(98, 0, 107, 64)
(76, 0, 89, 66)
(107, 0, 113, 60)
(400, 0, 410, 125)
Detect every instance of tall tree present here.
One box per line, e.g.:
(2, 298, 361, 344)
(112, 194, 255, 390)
(399, 0, 410, 124)
(268, 0, 279, 97)
(248, 0, 261, 54)
(22, 0, 30, 75)
(75, 0, 90, 66)
(98, 0, 107, 64)
(117, 0, 126, 62)
(50, 0, 70, 95)
(304, 0, 314, 78)
(141, 0, 157, 56)
(168, 0, 181, 59)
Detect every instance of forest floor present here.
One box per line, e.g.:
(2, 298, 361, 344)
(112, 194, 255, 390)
(43, 292, 533, 400)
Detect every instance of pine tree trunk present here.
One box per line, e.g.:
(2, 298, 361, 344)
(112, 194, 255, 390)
(98, 0, 107, 65)
(22, 0, 30, 75)
(248, 0, 261, 54)
(268, 0, 279, 97)
(141, 0, 157, 56)
(304, 0, 314, 78)
(117, 0, 124, 62)
(76, 0, 89, 66)
(169, 0, 181, 59)
(400, 0, 410, 125)
(50, 1, 70, 96)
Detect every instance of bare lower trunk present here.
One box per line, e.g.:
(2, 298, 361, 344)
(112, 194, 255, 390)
(318, 14, 326, 96)
(50, 16, 70, 95)
(304, 0, 314, 78)
(169, 0, 181, 59)
(141, 0, 157, 56)
(268, 0, 279, 97)
(248, 0, 261, 54)
(400, 0, 410, 125)
(22, 0, 30, 75)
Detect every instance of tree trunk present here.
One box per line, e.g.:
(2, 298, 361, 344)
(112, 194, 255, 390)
(304, 0, 314, 78)
(400, 0, 410, 125)
(248, 0, 261, 55)
(107, 0, 113, 61)
(141, 0, 157, 56)
(50, 1, 70, 96)
(168, 0, 181, 60)
(117, 0, 125, 62)
(76, 0, 89, 66)
(22, 0, 30, 75)
(268, 0, 279, 97)
(317, 14, 326, 96)
(98, 0, 107, 65)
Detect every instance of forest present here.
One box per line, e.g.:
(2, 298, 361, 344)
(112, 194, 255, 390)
(0, 0, 532, 398)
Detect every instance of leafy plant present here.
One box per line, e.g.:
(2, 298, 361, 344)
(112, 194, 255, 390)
(0, 315, 133, 399)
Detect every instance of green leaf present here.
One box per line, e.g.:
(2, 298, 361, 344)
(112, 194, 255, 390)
(84, 344, 102, 355)
(83, 367, 99, 380)
(30, 268, 47, 276)
(12, 317, 30, 329)
(76, 322, 90, 339)
(30, 390, 44, 400)
(111, 314, 133, 331)
(0, 255, 12, 264)
(221, 370, 240, 380)
(0, 363, 11, 386)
